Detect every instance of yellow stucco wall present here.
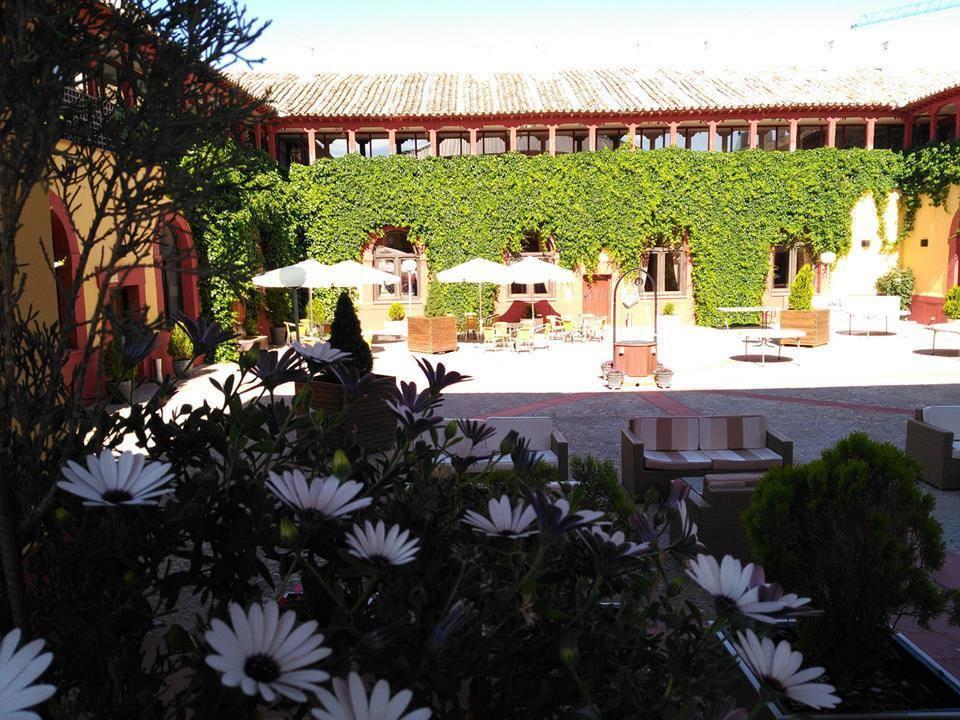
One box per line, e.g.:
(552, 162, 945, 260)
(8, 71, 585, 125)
(17, 142, 168, 347)
(900, 185, 958, 299)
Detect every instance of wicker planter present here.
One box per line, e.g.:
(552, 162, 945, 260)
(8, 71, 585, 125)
(295, 374, 397, 451)
(408, 316, 457, 354)
(779, 309, 830, 347)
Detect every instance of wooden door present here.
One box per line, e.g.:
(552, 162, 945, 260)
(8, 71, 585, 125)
(582, 275, 611, 319)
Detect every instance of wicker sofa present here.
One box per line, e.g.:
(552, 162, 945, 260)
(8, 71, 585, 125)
(436, 416, 569, 482)
(621, 415, 792, 497)
(686, 473, 763, 561)
(906, 406, 960, 490)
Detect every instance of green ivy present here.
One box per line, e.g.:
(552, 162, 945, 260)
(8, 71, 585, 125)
(898, 140, 960, 237)
(288, 148, 899, 326)
(174, 142, 300, 360)
(180, 144, 903, 334)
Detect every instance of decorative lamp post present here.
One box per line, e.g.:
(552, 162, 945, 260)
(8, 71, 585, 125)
(819, 251, 837, 295)
(400, 258, 417, 318)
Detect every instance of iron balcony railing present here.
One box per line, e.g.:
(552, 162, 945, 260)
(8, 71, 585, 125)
(60, 86, 121, 151)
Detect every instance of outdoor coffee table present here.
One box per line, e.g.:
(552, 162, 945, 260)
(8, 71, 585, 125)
(925, 322, 960, 356)
(738, 328, 806, 365)
(718, 306, 780, 330)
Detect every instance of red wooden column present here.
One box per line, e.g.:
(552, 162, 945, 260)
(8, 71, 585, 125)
(954, 100, 960, 141)
(865, 118, 876, 150)
(254, 123, 262, 150)
(669, 122, 678, 147)
(428, 129, 438, 156)
(267, 128, 276, 160)
(930, 105, 941, 143)
(347, 129, 357, 154)
(708, 121, 717, 151)
(509, 127, 517, 152)
(826, 118, 837, 148)
(748, 120, 758, 149)
(387, 129, 396, 155)
(469, 128, 478, 156)
(588, 125, 597, 151)
(307, 129, 316, 165)
(548, 125, 556, 156)
(788, 119, 798, 151)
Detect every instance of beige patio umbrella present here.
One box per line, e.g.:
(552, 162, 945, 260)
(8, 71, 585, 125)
(505, 256, 578, 319)
(436, 258, 511, 325)
(252, 259, 334, 341)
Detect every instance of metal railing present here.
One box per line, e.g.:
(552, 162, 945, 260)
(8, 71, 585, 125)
(60, 87, 121, 151)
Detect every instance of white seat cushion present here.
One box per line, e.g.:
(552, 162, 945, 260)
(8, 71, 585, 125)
(704, 448, 783, 471)
(952, 441, 960, 460)
(923, 406, 960, 435)
(484, 417, 553, 451)
(643, 450, 712, 471)
(437, 450, 558, 474)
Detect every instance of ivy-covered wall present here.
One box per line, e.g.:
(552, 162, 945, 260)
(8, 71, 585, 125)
(287, 148, 900, 326)
(177, 143, 908, 346)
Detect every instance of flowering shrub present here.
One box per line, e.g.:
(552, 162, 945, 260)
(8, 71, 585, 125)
(6, 325, 837, 718)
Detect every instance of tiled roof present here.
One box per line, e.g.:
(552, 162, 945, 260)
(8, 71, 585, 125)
(230, 67, 960, 119)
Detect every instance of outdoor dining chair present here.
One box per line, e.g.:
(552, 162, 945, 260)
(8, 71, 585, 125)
(514, 325, 534, 352)
(482, 325, 500, 351)
(494, 322, 511, 348)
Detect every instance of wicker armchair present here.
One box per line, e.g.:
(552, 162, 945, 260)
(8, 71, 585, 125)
(906, 406, 960, 490)
(687, 473, 763, 561)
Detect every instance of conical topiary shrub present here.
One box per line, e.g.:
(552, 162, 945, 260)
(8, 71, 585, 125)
(788, 263, 814, 311)
(329, 291, 373, 375)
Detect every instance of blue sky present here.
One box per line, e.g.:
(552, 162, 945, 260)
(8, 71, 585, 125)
(234, 0, 960, 73)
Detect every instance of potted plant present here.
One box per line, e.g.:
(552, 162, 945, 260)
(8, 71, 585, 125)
(102, 335, 136, 402)
(167, 323, 193, 376)
(383, 301, 407, 337)
(654, 364, 673, 389)
(600, 359, 614, 380)
(875, 267, 915, 316)
(264, 289, 290, 345)
(295, 292, 397, 450)
(780, 264, 829, 346)
(606, 368, 625, 390)
(740, 433, 960, 716)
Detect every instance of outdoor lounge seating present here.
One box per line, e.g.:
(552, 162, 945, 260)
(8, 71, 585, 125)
(436, 416, 569, 481)
(621, 415, 793, 497)
(686, 473, 763, 561)
(906, 406, 960, 490)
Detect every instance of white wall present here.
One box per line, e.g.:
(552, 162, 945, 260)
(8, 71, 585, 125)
(827, 191, 899, 297)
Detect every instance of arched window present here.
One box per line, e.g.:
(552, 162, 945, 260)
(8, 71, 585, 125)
(51, 209, 79, 349)
(373, 230, 420, 302)
(509, 230, 555, 297)
(158, 224, 184, 322)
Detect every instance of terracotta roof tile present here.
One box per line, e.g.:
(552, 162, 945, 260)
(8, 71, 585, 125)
(229, 67, 960, 119)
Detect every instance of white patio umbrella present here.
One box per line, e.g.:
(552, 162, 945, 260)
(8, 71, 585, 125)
(505, 256, 578, 319)
(252, 259, 334, 341)
(436, 258, 511, 325)
(326, 260, 400, 288)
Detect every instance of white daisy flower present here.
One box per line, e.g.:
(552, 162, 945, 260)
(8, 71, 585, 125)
(734, 629, 840, 710)
(345, 521, 420, 566)
(0, 629, 55, 720)
(205, 600, 331, 703)
(462, 496, 538, 538)
(267, 470, 372, 520)
(311, 672, 431, 720)
(292, 341, 351, 365)
(58, 450, 173, 507)
(686, 555, 811, 623)
(581, 527, 652, 562)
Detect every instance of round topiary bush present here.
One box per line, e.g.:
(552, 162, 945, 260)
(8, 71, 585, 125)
(743, 433, 952, 690)
(944, 285, 960, 320)
(388, 302, 405, 321)
(875, 266, 915, 312)
(329, 291, 373, 375)
(167, 323, 194, 361)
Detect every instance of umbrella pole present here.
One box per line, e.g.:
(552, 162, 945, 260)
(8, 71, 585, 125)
(478, 284, 483, 328)
(291, 289, 301, 342)
(308, 288, 314, 335)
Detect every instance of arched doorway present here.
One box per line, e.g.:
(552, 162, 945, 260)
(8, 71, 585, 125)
(153, 214, 200, 323)
(372, 229, 421, 303)
(49, 192, 86, 350)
